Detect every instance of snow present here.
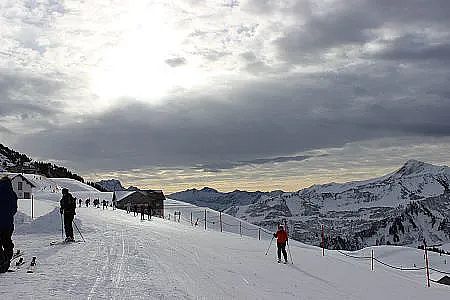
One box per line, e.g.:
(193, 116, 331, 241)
(1, 194, 449, 299)
(50, 178, 99, 192)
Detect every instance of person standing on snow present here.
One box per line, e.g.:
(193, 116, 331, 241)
(60, 188, 76, 242)
(273, 224, 288, 263)
(0, 176, 18, 273)
(140, 206, 145, 220)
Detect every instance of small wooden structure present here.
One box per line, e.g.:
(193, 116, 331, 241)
(115, 190, 165, 217)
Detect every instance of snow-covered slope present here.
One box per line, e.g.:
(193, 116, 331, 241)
(2, 196, 449, 299)
(170, 160, 450, 250)
(50, 178, 99, 192)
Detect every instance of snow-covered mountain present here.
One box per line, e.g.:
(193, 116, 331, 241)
(95, 179, 140, 192)
(169, 160, 450, 250)
(95, 179, 125, 191)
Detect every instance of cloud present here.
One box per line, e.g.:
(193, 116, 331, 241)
(165, 57, 187, 67)
(369, 35, 450, 61)
(2, 0, 450, 190)
(0, 69, 64, 119)
(13, 59, 450, 172)
(273, 0, 450, 64)
(194, 154, 328, 172)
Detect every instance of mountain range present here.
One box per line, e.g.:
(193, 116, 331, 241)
(169, 160, 450, 250)
(3, 142, 449, 251)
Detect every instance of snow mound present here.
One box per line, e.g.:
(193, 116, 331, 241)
(15, 208, 82, 235)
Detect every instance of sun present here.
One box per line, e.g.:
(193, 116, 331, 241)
(89, 2, 205, 106)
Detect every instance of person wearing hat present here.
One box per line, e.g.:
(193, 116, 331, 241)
(0, 176, 18, 273)
(273, 224, 288, 263)
(60, 188, 76, 242)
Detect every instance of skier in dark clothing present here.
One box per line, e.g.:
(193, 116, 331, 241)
(0, 176, 18, 273)
(140, 206, 145, 220)
(78, 198, 82, 208)
(146, 204, 151, 220)
(273, 225, 288, 264)
(102, 199, 106, 210)
(60, 188, 76, 242)
(134, 205, 138, 217)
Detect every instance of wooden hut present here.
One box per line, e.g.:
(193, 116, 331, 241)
(115, 190, 165, 217)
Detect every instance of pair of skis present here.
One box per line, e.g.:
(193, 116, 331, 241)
(49, 240, 82, 246)
(8, 250, 37, 273)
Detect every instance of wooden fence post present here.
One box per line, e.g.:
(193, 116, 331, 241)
(190, 212, 193, 225)
(424, 243, 430, 287)
(204, 209, 207, 230)
(321, 224, 325, 256)
(220, 212, 223, 232)
(371, 249, 374, 271)
(239, 222, 242, 237)
(31, 195, 34, 219)
(258, 228, 261, 240)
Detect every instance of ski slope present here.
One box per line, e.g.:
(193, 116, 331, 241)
(1, 199, 449, 299)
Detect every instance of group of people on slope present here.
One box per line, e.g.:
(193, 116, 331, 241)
(1, 177, 290, 272)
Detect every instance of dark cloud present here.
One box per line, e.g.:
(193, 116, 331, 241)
(370, 35, 450, 61)
(165, 57, 187, 67)
(276, 8, 378, 63)
(14, 59, 450, 172)
(195, 154, 328, 173)
(0, 70, 63, 118)
(274, 0, 450, 64)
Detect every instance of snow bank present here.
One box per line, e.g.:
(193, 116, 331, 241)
(15, 208, 82, 235)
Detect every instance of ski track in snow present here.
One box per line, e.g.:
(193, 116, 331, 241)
(1, 205, 450, 299)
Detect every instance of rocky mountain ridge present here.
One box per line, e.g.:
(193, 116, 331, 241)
(95, 179, 140, 192)
(169, 160, 450, 250)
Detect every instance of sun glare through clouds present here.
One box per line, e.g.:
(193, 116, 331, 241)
(90, 2, 205, 107)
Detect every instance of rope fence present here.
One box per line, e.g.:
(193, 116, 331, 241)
(165, 202, 450, 288)
(164, 203, 273, 241)
(326, 226, 450, 287)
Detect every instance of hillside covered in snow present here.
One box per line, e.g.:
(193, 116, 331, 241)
(1, 184, 449, 299)
(170, 160, 450, 250)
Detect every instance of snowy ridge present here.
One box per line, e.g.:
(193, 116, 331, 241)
(50, 178, 99, 192)
(170, 160, 450, 250)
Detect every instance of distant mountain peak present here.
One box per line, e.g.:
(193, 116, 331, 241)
(96, 179, 125, 191)
(394, 159, 435, 177)
(200, 187, 218, 193)
(404, 159, 425, 168)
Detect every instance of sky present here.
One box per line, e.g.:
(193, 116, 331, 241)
(1, 0, 450, 193)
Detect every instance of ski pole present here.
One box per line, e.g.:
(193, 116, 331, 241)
(265, 236, 275, 255)
(287, 240, 294, 264)
(73, 220, 86, 242)
(60, 212, 64, 240)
